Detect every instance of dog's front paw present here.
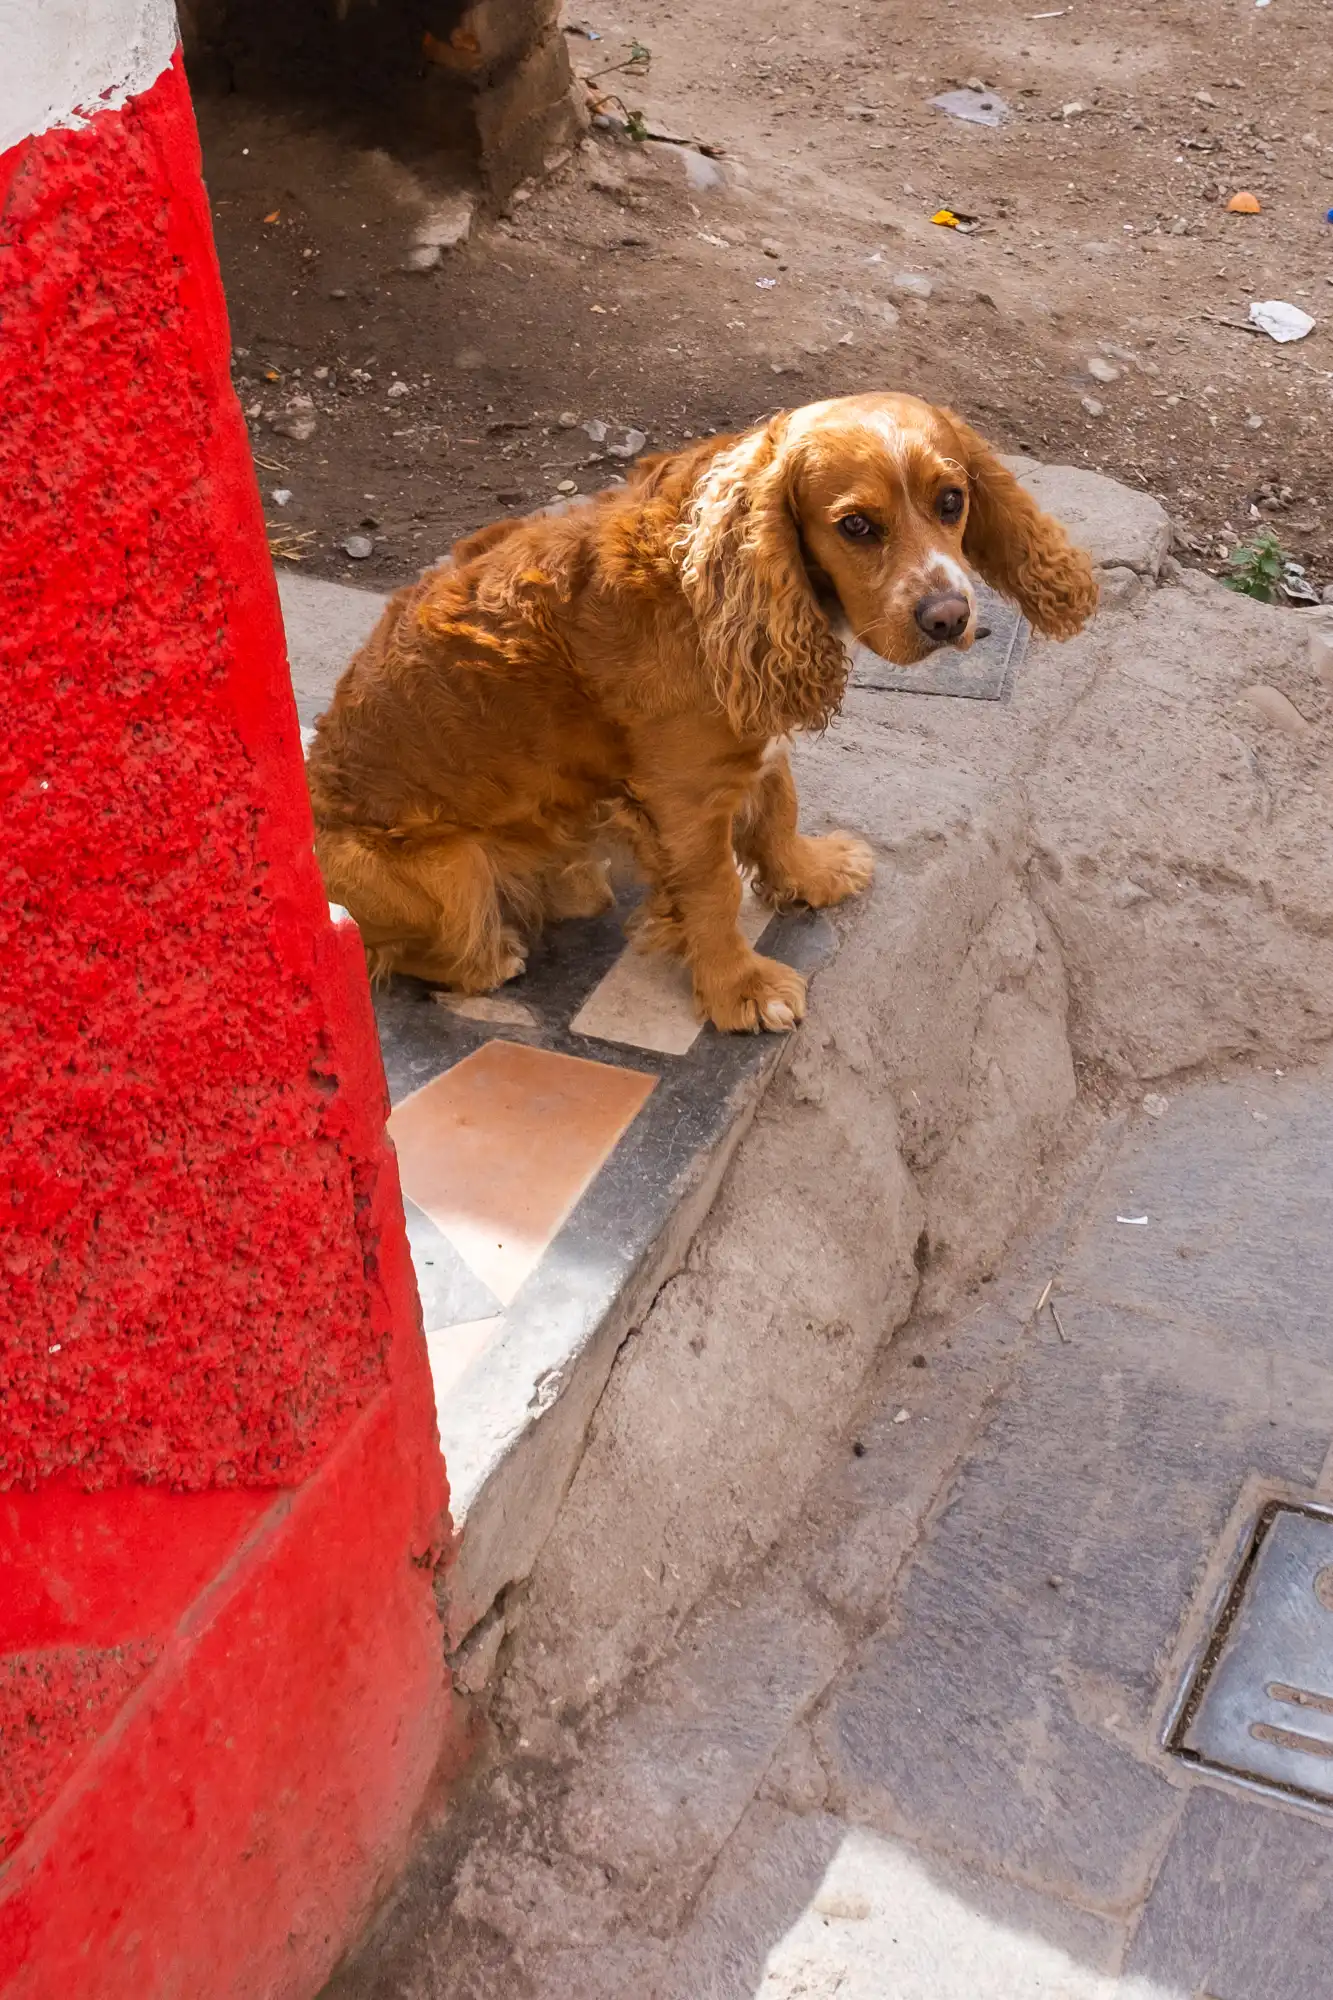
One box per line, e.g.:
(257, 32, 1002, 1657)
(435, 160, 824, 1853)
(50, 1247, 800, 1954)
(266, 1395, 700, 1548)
(699, 955, 807, 1034)
(756, 831, 875, 909)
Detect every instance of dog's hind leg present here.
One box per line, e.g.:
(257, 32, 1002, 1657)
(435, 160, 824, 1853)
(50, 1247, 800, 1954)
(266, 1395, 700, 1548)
(315, 828, 527, 991)
(539, 853, 616, 922)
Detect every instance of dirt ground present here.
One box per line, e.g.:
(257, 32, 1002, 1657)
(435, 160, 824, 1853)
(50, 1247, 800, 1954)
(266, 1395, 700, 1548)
(197, 0, 1333, 601)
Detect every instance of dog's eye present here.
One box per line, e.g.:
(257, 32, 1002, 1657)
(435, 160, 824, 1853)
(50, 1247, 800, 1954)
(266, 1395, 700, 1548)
(938, 487, 965, 524)
(837, 513, 875, 540)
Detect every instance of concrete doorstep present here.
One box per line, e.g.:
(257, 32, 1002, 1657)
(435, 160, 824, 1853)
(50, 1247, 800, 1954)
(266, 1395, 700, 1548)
(280, 465, 1333, 1998)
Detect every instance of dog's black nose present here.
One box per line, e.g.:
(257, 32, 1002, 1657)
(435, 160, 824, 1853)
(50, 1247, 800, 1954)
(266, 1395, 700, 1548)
(914, 591, 972, 645)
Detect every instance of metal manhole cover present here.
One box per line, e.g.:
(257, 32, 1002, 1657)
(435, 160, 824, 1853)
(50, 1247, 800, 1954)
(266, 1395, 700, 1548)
(850, 581, 1029, 702)
(1174, 1504, 1333, 1807)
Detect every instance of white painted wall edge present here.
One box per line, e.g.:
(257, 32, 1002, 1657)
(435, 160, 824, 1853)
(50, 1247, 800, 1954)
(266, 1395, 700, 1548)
(0, 0, 178, 157)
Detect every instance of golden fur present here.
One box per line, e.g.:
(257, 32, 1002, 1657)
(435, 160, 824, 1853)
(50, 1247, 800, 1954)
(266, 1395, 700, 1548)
(307, 393, 1097, 1033)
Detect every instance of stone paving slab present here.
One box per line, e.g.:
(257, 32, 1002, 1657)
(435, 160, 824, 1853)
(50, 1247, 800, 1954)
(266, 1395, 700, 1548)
(821, 1289, 1332, 1908)
(1125, 1786, 1333, 1999)
(664, 1808, 1148, 2000)
(1058, 1070, 1333, 1367)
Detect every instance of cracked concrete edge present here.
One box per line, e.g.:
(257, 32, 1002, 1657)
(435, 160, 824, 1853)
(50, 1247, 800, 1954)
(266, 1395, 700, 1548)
(489, 807, 1085, 1716)
(436, 1050, 783, 1654)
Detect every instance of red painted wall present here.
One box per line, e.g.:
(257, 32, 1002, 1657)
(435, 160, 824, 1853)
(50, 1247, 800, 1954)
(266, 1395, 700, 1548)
(0, 49, 455, 1994)
(1, 55, 391, 1493)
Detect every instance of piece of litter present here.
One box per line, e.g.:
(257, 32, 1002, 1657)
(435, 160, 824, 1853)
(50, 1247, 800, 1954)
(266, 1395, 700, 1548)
(1142, 1093, 1170, 1118)
(931, 88, 1010, 127)
(263, 209, 280, 223)
(1116, 1215, 1149, 1226)
(1226, 190, 1262, 213)
(1062, 101, 1085, 119)
(1028, 6, 1069, 14)
(1035, 1278, 1054, 1315)
(893, 1408, 911, 1424)
(270, 488, 293, 507)
(756, 277, 777, 289)
(1049, 1302, 1070, 1344)
(1249, 299, 1315, 342)
(342, 534, 373, 560)
(1282, 561, 1321, 607)
(931, 207, 980, 232)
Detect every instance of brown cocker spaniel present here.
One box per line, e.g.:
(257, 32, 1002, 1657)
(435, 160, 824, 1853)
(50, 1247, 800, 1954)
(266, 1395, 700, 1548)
(307, 393, 1096, 1033)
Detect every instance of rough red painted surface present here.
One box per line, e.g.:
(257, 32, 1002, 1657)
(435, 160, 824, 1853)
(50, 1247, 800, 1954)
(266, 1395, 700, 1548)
(0, 52, 390, 1491)
(0, 1391, 460, 2000)
(0, 52, 459, 1989)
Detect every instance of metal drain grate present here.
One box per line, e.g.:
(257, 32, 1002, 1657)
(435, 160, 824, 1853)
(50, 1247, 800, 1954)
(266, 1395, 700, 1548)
(1174, 1504, 1333, 1808)
(850, 582, 1029, 702)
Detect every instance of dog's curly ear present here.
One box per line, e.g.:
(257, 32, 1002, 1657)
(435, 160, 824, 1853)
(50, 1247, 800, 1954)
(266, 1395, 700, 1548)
(942, 410, 1098, 639)
(674, 418, 848, 737)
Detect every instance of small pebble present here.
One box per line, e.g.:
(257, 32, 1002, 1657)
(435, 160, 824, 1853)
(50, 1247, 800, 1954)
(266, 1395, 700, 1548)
(271, 487, 292, 507)
(329, 287, 348, 299)
(386, 380, 410, 399)
(556, 479, 578, 493)
(893, 1407, 911, 1424)
(893, 271, 934, 299)
(1081, 396, 1105, 417)
(557, 410, 579, 427)
(761, 237, 784, 257)
(1087, 356, 1119, 383)
(343, 534, 374, 560)
(1142, 1092, 1170, 1118)
(1047, 1575, 1064, 1590)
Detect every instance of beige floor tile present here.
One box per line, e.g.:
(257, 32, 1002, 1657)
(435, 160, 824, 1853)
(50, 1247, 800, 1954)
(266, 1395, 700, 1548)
(390, 1041, 656, 1304)
(570, 885, 773, 1056)
(424, 1315, 505, 1405)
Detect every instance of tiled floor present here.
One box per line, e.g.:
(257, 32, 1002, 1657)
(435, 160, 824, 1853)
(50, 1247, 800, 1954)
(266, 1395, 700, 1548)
(371, 886, 836, 1412)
